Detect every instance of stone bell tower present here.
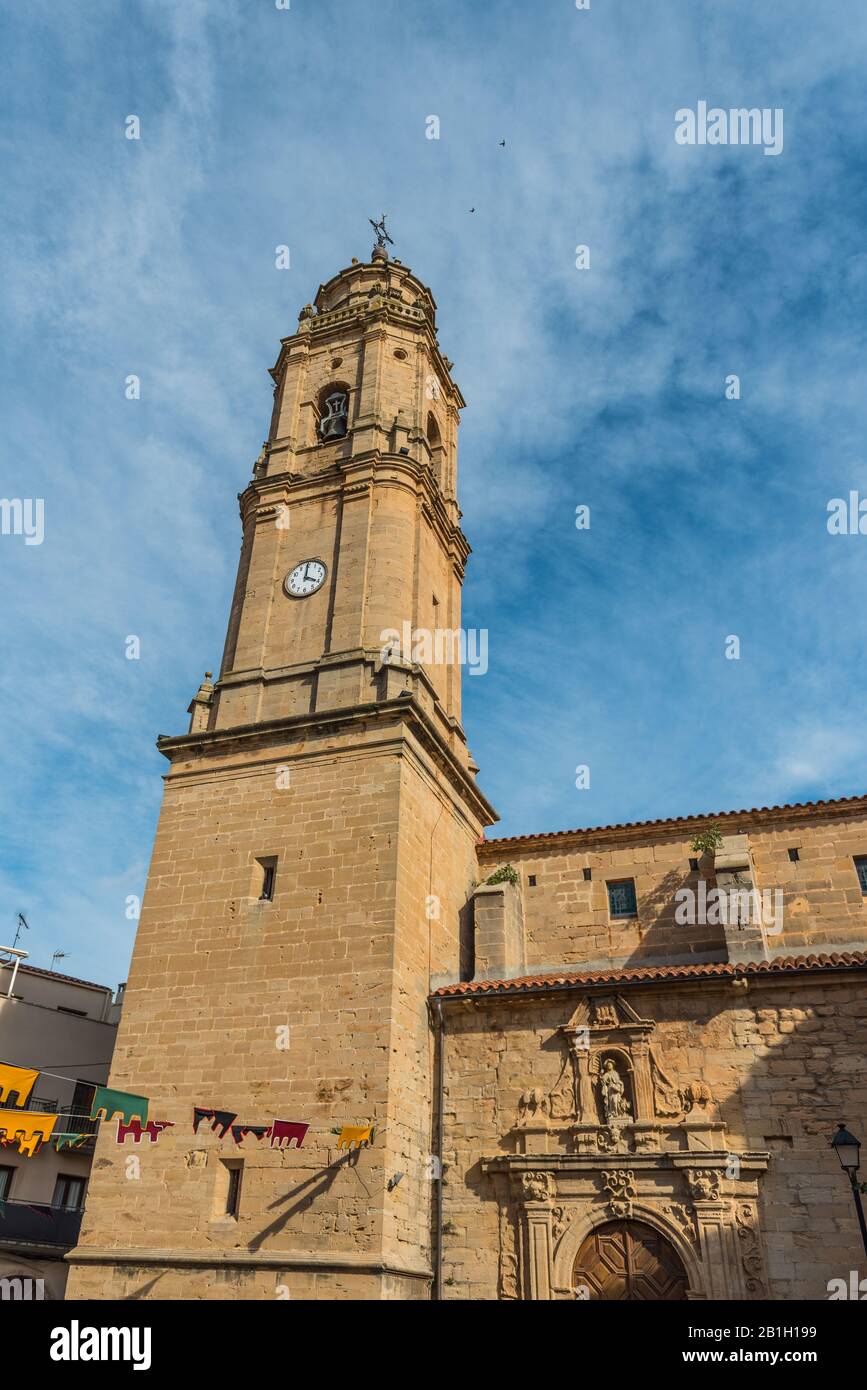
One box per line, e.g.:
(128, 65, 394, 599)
(66, 230, 496, 1301)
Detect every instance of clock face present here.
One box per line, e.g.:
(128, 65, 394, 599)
(284, 558, 327, 598)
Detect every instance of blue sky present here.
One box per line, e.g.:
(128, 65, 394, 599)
(2, 0, 867, 986)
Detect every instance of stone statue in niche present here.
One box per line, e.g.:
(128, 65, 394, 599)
(320, 391, 348, 440)
(599, 1058, 631, 1127)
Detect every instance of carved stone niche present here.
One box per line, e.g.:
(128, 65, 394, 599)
(481, 1151, 771, 1301)
(512, 994, 726, 1158)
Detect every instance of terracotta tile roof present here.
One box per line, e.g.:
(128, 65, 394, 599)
(432, 951, 867, 999)
(0, 960, 115, 994)
(479, 793, 867, 850)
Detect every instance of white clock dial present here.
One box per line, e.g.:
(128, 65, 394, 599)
(284, 559, 327, 598)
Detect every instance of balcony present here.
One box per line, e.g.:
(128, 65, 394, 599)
(27, 1097, 98, 1137)
(0, 1198, 83, 1251)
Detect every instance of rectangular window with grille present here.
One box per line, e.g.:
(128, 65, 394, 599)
(855, 856, 867, 894)
(607, 879, 638, 918)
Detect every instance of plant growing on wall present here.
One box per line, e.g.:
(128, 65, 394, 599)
(690, 824, 724, 856)
(485, 864, 519, 886)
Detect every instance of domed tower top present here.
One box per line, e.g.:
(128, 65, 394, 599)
(262, 221, 463, 511)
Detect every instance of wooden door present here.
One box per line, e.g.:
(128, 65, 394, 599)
(573, 1219, 688, 1300)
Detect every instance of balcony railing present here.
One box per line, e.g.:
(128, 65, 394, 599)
(0, 1198, 83, 1249)
(17, 1099, 98, 1138)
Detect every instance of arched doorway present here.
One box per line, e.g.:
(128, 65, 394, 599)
(573, 1220, 688, 1300)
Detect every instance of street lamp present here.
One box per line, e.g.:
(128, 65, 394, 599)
(831, 1122, 867, 1258)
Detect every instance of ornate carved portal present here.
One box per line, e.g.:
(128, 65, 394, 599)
(484, 994, 771, 1300)
(573, 1220, 688, 1301)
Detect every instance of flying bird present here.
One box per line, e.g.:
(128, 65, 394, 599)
(499, 140, 506, 147)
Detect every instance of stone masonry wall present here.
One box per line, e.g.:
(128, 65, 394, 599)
(67, 709, 487, 1300)
(438, 972, 867, 1300)
(477, 803, 867, 973)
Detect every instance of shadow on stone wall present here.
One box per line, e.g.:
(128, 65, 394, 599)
(619, 865, 728, 968)
(441, 968, 867, 1300)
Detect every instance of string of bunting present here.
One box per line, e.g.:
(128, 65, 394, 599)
(0, 1060, 375, 1157)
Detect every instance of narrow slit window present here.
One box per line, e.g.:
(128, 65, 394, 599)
(226, 1164, 243, 1217)
(256, 857, 277, 902)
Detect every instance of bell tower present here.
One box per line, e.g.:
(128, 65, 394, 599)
(213, 234, 471, 747)
(66, 231, 497, 1301)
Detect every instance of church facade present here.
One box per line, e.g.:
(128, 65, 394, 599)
(66, 243, 867, 1301)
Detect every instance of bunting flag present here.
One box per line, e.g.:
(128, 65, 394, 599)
(336, 1124, 373, 1151)
(54, 1132, 92, 1152)
(116, 1118, 174, 1145)
(268, 1120, 309, 1150)
(192, 1107, 237, 1138)
(230, 1124, 271, 1147)
(0, 1063, 39, 1109)
(90, 1086, 149, 1127)
(0, 1109, 58, 1157)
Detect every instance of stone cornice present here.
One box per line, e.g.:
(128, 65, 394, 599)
(269, 283, 464, 410)
(238, 452, 470, 564)
(156, 695, 498, 827)
(481, 1151, 770, 1176)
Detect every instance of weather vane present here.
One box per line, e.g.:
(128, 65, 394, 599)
(369, 213, 394, 253)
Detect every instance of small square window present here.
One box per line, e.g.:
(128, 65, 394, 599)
(528, 875, 537, 887)
(788, 848, 800, 863)
(689, 857, 699, 872)
(855, 856, 867, 894)
(607, 879, 637, 918)
(583, 868, 592, 881)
